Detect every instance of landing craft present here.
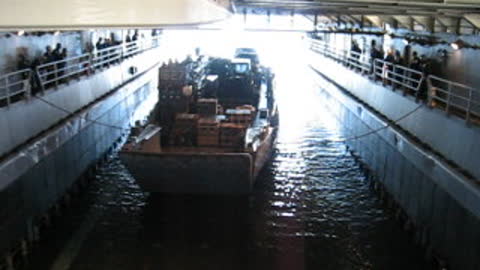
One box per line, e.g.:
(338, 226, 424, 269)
(120, 49, 278, 194)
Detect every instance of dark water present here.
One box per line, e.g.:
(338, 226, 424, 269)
(27, 46, 429, 270)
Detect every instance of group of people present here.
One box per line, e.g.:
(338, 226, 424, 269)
(17, 43, 67, 72)
(3, 29, 160, 105)
(15, 43, 69, 94)
(85, 31, 141, 60)
(349, 39, 435, 99)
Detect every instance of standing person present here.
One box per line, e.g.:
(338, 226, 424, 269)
(16, 54, 31, 96)
(393, 50, 405, 89)
(58, 48, 67, 83)
(52, 43, 62, 60)
(83, 42, 94, 76)
(370, 39, 381, 76)
(132, 30, 139, 41)
(104, 38, 113, 66)
(132, 30, 139, 55)
(419, 55, 431, 100)
(350, 40, 361, 69)
(410, 51, 421, 71)
(125, 34, 133, 56)
(52, 43, 63, 83)
(383, 49, 395, 85)
(44, 45, 54, 62)
(17, 54, 30, 72)
(31, 56, 44, 95)
(95, 38, 103, 50)
(409, 51, 422, 92)
(43, 46, 55, 88)
(95, 37, 104, 58)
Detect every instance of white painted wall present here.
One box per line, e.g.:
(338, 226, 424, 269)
(0, 0, 230, 30)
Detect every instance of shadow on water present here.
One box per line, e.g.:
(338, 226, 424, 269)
(139, 194, 251, 270)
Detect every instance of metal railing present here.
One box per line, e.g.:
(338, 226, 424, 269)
(36, 36, 161, 92)
(0, 69, 31, 106)
(36, 53, 92, 89)
(309, 37, 479, 125)
(310, 39, 371, 73)
(427, 76, 480, 123)
(347, 50, 372, 74)
(373, 59, 424, 95)
(0, 36, 161, 108)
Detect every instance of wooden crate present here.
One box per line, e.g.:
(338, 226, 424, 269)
(225, 109, 253, 125)
(198, 118, 219, 133)
(175, 113, 199, 127)
(197, 98, 218, 116)
(220, 123, 246, 147)
(236, 104, 256, 112)
(197, 117, 220, 146)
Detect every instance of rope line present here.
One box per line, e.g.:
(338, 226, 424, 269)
(332, 103, 424, 143)
(33, 90, 424, 143)
(33, 95, 130, 131)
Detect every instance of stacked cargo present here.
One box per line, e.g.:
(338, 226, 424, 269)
(225, 108, 254, 126)
(170, 114, 199, 146)
(196, 99, 220, 146)
(158, 62, 190, 87)
(220, 123, 246, 148)
(197, 98, 218, 116)
(158, 63, 194, 129)
(236, 104, 256, 112)
(197, 117, 220, 146)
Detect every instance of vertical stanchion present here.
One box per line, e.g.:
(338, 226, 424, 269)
(35, 67, 45, 95)
(466, 88, 472, 124)
(5, 75, 10, 107)
(426, 77, 433, 106)
(445, 83, 452, 115)
(24, 71, 31, 100)
(54, 63, 59, 88)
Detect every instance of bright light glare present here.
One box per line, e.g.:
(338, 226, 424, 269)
(162, 27, 340, 142)
(450, 42, 459, 50)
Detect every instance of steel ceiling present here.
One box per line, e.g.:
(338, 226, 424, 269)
(234, 0, 480, 33)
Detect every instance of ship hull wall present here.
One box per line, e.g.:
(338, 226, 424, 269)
(310, 59, 480, 270)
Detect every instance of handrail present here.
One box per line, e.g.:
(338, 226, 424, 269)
(311, 38, 371, 73)
(308, 37, 479, 125)
(35, 36, 161, 94)
(36, 52, 92, 89)
(347, 50, 371, 73)
(0, 36, 161, 108)
(0, 69, 31, 106)
(427, 75, 480, 123)
(373, 58, 424, 94)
